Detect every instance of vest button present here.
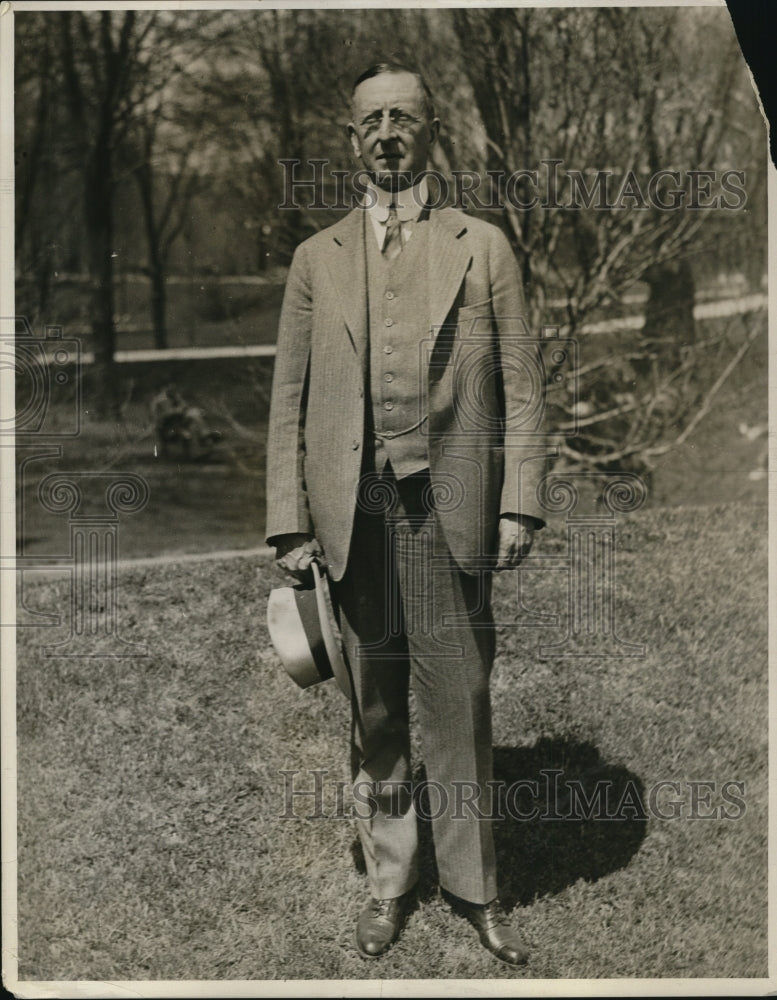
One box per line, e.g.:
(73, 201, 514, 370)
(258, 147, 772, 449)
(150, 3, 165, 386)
(384, 373, 394, 382)
(384, 401, 394, 411)
(384, 318, 394, 327)
(385, 290, 395, 299)
(383, 345, 393, 354)
(352, 440, 360, 450)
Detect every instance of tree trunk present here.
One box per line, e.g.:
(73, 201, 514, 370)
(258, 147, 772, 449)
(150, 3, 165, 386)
(135, 158, 169, 349)
(635, 259, 696, 382)
(149, 258, 167, 350)
(16, 39, 50, 261)
(85, 149, 119, 418)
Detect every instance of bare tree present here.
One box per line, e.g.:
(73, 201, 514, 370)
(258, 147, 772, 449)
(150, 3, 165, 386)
(15, 15, 79, 320)
(18, 6, 763, 454)
(54, 11, 224, 404)
(119, 14, 226, 348)
(126, 123, 201, 349)
(57, 10, 156, 414)
(198, 9, 356, 262)
(447, 6, 764, 478)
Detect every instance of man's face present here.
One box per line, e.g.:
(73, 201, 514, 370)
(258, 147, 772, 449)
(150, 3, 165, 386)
(348, 72, 439, 191)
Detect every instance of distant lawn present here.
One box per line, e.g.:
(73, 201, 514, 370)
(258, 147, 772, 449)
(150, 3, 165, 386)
(16, 357, 274, 560)
(17, 274, 288, 351)
(14, 315, 769, 561)
(15, 502, 768, 982)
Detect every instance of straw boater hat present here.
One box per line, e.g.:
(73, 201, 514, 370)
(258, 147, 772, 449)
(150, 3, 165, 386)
(267, 559, 352, 700)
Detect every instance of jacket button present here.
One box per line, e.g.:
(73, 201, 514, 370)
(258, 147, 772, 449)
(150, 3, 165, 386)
(352, 440, 360, 450)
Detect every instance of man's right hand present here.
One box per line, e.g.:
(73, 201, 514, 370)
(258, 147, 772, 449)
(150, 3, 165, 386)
(273, 533, 323, 582)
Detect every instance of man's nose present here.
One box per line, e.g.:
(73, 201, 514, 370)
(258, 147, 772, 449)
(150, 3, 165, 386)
(377, 112, 397, 141)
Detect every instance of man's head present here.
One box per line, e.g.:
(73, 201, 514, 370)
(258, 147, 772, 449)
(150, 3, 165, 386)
(348, 63, 439, 192)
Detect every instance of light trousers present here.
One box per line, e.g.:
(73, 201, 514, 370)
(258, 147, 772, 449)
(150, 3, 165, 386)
(331, 468, 498, 904)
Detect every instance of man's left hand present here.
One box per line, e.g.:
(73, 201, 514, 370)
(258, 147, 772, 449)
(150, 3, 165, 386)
(495, 514, 536, 570)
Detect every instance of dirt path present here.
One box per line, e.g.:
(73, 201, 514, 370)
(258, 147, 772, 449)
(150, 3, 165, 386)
(12, 545, 275, 582)
(115, 544, 274, 569)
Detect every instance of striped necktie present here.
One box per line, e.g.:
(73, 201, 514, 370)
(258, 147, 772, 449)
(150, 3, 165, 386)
(383, 204, 403, 262)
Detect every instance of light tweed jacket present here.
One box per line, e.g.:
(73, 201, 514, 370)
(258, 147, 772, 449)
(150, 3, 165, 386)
(265, 206, 547, 581)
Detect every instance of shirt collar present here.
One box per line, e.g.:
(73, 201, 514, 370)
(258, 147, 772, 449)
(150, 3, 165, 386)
(363, 177, 429, 223)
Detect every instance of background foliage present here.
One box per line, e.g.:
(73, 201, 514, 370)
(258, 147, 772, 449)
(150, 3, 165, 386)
(15, 7, 767, 482)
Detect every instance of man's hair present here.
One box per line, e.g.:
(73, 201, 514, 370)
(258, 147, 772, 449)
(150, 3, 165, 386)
(351, 62, 436, 120)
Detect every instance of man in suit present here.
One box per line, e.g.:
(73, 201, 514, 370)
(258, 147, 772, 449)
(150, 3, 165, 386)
(266, 62, 547, 965)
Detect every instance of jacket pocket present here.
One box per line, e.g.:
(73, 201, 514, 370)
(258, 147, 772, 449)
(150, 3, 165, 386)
(456, 300, 492, 336)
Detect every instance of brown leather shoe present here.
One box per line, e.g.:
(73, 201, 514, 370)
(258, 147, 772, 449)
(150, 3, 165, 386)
(457, 898, 529, 966)
(355, 892, 412, 958)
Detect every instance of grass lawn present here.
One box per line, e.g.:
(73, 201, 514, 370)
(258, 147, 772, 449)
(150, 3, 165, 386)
(15, 501, 768, 982)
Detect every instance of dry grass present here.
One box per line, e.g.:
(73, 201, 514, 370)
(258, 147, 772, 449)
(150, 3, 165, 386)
(15, 502, 768, 982)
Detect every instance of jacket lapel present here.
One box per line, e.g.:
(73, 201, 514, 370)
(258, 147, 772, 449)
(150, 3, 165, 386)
(321, 207, 471, 360)
(427, 211, 472, 339)
(323, 210, 367, 368)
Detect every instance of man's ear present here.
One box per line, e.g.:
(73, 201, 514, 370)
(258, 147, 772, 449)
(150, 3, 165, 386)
(428, 117, 440, 148)
(347, 123, 362, 159)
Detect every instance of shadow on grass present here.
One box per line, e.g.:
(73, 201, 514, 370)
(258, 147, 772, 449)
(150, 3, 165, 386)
(350, 735, 647, 910)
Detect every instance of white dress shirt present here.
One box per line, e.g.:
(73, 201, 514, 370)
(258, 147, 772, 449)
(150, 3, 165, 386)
(363, 177, 429, 251)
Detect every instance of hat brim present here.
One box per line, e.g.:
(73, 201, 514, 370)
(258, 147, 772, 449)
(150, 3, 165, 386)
(267, 561, 352, 701)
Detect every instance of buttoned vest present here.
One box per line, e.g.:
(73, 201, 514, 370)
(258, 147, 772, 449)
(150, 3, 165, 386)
(365, 213, 430, 479)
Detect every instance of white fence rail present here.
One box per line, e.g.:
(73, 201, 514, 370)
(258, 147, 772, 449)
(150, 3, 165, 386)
(38, 291, 766, 365)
